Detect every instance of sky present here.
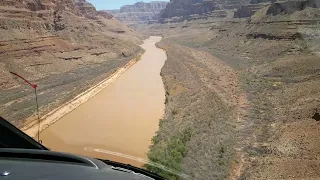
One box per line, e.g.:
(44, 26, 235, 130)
(87, 0, 169, 10)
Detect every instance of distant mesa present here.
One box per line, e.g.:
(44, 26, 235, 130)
(158, 0, 320, 22)
(101, 1, 169, 25)
(158, 0, 251, 23)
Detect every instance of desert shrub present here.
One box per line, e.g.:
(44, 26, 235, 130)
(172, 108, 178, 115)
(145, 127, 193, 179)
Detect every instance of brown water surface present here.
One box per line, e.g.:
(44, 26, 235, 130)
(40, 36, 167, 167)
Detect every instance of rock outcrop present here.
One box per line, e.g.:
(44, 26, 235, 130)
(0, 0, 142, 126)
(267, 0, 320, 16)
(74, 0, 98, 19)
(231, 0, 319, 19)
(250, 0, 275, 4)
(105, 1, 168, 24)
(234, 3, 269, 18)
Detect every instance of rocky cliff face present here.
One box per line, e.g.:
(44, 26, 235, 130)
(250, 0, 275, 4)
(235, 0, 320, 18)
(74, 0, 98, 19)
(0, 0, 111, 19)
(105, 1, 168, 24)
(234, 3, 270, 18)
(0, 0, 142, 126)
(159, 0, 250, 22)
(266, 0, 320, 15)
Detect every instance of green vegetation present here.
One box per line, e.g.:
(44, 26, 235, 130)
(164, 91, 169, 104)
(145, 127, 193, 180)
(136, 54, 143, 61)
(171, 108, 178, 115)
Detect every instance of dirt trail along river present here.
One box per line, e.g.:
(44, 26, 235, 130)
(40, 36, 167, 167)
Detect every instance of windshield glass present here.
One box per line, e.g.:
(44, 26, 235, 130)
(1, 0, 320, 179)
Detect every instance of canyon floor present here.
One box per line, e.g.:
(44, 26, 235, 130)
(140, 7, 320, 180)
(1, 1, 320, 180)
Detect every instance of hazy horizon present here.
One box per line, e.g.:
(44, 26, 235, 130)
(87, 0, 169, 10)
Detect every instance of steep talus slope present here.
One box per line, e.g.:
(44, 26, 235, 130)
(0, 0, 142, 126)
(105, 1, 168, 25)
(141, 0, 320, 179)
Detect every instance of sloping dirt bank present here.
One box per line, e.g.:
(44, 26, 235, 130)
(146, 39, 247, 180)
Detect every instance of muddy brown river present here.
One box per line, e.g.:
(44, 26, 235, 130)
(40, 36, 167, 167)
